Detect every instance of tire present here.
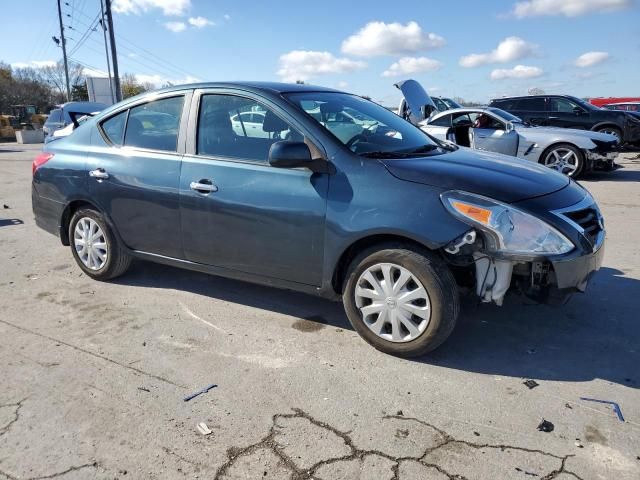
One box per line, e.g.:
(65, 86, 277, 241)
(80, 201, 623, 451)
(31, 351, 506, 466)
(342, 244, 459, 357)
(539, 143, 584, 178)
(69, 208, 131, 280)
(596, 126, 622, 143)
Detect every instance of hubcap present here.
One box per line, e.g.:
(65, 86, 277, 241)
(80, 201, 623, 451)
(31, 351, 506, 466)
(354, 263, 431, 343)
(600, 129, 620, 140)
(543, 148, 579, 176)
(74, 217, 107, 270)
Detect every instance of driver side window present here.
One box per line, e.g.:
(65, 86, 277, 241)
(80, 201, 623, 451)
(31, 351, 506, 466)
(550, 98, 581, 113)
(197, 94, 303, 163)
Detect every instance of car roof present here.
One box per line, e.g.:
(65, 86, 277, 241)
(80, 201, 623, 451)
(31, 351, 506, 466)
(490, 94, 569, 101)
(147, 81, 343, 96)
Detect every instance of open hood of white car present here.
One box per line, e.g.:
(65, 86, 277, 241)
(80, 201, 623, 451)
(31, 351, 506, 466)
(394, 79, 436, 124)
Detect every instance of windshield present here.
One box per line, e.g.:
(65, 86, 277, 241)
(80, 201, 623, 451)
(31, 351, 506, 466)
(285, 92, 441, 157)
(486, 107, 523, 123)
(567, 96, 598, 111)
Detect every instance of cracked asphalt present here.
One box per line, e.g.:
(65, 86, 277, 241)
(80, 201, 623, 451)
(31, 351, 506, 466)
(1, 143, 639, 479)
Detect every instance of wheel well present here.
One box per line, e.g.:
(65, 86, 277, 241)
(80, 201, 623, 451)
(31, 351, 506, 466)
(59, 200, 99, 245)
(331, 234, 430, 295)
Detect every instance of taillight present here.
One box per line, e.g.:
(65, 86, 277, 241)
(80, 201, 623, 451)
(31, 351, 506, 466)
(32, 152, 54, 176)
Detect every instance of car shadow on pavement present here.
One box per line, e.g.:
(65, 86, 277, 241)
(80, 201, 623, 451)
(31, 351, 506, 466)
(427, 267, 640, 388)
(115, 262, 639, 388)
(583, 167, 640, 182)
(114, 260, 351, 329)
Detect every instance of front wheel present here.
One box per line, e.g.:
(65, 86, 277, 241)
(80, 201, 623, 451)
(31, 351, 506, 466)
(69, 208, 131, 280)
(540, 143, 584, 177)
(342, 245, 460, 357)
(596, 126, 622, 143)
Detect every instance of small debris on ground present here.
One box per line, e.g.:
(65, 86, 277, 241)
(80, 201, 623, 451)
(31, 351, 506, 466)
(3, 204, 9, 209)
(574, 439, 583, 448)
(142, 341, 146, 347)
(473, 431, 480, 437)
(523, 379, 539, 390)
(183, 383, 217, 402)
(197, 422, 212, 435)
(537, 419, 554, 433)
(137, 387, 150, 392)
(515, 467, 539, 477)
(565, 403, 573, 409)
(396, 410, 404, 416)
(580, 397, 625, 422)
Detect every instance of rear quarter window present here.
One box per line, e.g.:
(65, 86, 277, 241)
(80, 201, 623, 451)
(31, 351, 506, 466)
(46, 109, 63, 124)
(101, 110, 128, 146)
(515, 97, 545, 111)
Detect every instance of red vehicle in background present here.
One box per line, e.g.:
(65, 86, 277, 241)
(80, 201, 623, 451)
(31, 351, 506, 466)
(589, 97, 640, 108)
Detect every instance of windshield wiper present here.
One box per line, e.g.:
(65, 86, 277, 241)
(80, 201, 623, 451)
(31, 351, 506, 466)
(358, 150, 414, 159)
(404, 144, 439, 154)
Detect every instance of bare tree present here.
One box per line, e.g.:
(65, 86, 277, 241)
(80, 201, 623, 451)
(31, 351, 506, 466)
(120, 73, 153, 99)
(39, 62, 84, 102)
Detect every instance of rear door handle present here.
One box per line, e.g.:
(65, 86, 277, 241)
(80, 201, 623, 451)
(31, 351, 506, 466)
(89, 168, 109, 179)
(190, 180, 218, 193)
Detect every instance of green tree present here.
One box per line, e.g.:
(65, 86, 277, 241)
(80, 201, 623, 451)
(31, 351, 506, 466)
(120, 73, 152, 99)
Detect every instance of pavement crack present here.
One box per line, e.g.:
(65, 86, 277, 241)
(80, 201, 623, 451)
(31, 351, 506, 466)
(0, 462, 97, 480)
(213, 408, 577, 480)
(0, 398, 27, 438)
(0, 318, 185, 389)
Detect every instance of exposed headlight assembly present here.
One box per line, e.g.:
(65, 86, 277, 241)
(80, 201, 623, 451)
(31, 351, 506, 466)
(441, 191, 574, 256)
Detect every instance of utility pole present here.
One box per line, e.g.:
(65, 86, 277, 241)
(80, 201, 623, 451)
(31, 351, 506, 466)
(56, 0, 71, 101)
(104, 0, 122, 102)
(100, 0, 115, 104)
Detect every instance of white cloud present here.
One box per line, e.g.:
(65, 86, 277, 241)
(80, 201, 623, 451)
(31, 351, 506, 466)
(382, 56, 442, 77)
(277, 50, 366, 82)
(341, 21, 445, 57)
(11, 60, 57, 69)
(223, 14, 231, 20)
(510, 0, 632, 17)
(188, 16, 214, 28)
(135, 73, 200, 87)
(490, 65, 544, 80)
(574, 51, 610, 67)
(113, 0, 191, 16)
(459, 36, 537, 67)
(164, 21, 186, 32)
(337, 81, 349, 89)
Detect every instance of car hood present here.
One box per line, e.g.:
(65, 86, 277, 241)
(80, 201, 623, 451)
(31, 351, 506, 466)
(514, 124, 617, 142)
(382, 148, 570, 203)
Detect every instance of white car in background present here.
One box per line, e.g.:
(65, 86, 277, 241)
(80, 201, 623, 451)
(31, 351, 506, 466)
(397, 79, 620, 177)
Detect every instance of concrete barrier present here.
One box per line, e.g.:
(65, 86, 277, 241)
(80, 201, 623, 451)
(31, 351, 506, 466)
(16, 129, 45, 144)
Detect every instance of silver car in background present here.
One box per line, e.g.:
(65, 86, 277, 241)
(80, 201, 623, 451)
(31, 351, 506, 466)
(397, 80, 619, 177)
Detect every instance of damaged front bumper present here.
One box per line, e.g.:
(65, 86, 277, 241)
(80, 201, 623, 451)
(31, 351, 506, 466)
(445, 194, 605, 306)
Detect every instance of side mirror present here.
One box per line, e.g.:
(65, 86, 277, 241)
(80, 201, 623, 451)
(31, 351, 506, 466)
(268, 141, 333, 174)
(573, 107, 584, 115)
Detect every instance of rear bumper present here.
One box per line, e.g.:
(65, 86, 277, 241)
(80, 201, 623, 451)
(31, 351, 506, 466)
(32, 184, 64, 238)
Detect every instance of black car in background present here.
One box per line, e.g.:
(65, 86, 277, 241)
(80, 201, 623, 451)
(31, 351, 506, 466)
(489, 95, 640, 145)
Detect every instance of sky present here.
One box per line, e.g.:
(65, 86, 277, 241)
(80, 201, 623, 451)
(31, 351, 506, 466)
(1, 0, 639, 106)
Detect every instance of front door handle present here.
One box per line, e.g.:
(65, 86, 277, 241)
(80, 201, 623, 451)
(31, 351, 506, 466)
(89, 168, 109, 179)
(190, 180, 218, 193)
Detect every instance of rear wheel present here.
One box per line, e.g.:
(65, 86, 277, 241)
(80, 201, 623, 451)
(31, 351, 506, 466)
(540, 143, 584, 177)
(69, 208, 131, 280)
(342, 245, 459, 357)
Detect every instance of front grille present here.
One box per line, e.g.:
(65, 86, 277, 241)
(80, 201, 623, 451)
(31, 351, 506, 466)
(562, 207, 603, 246)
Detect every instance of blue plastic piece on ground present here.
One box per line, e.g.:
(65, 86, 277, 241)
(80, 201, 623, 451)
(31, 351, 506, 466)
(580, 397, 625, 422)
(183, 383, 217, 402)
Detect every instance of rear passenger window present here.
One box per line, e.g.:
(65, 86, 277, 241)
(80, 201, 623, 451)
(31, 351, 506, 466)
(101, 110, 127, 146)
(197, 94, 303, 163)
(124, 96, 184, 152)
(515, 97, 545, 111)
